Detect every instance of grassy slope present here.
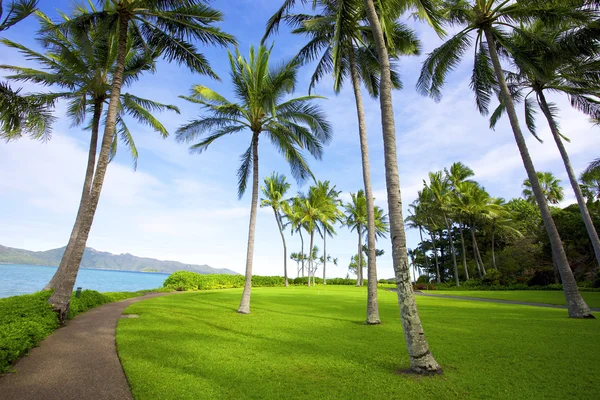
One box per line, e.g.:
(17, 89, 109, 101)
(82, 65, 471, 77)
(117, 287, 599, 400)
(429, 290, 600, 308)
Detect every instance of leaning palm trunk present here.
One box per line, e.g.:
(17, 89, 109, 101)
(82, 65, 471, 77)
(484, 29, 593, 318)
(430, 232, 441, 283)
(349, 48, 380, 323)
(274, 209, 288, 287)
(473, 233, 486, 276)
(443, 214, 460, 286)
(45, 98, 103, 290)
(458, 221, 469, 279)
(491, 226, 497, 270)
(363, 0, 442, 373)
(47, 17, 131, 321)
(238, 132, 260, 314)
(537, 90, 600, 271)
(356, 228, 363, 286)
(470, 223, 483, 278)
(419, 227, 430, 272)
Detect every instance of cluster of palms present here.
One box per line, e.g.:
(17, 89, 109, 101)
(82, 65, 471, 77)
(2, 0, 599, 375)
(407, 162, 522, 283)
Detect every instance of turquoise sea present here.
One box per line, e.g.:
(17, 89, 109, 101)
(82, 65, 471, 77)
(0, 264, 170, 298)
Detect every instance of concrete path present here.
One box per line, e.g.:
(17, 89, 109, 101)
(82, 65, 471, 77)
(414, 291, 600, 312)
(0, 292, 173, 400)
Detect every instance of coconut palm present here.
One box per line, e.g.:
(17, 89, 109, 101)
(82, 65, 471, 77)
(0, 0, 53, 138)
(177, 45, 331, 312)
(486, 197, 522, 270)
(405, 204, 432, 274)
(446, 162, 475, 280)
(522, 172, 564, 205)
(488, 21, 600, 268)
(261, 173, 292, 286)
(284, 196, 308, 277)
(264, 0, 420, 324)
(416, 0, 594, 318)
(311, 180, 343, 285)
(425, 172, 460, 286)
(581, 167, 600, 202)
(36, 0, 235, 319)
(2, 9, 179, 296)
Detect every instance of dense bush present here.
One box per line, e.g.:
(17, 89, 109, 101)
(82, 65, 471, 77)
(0, 289, 151, 373)
(413, 283, 435, 291)
(417, 275, 431, 284)
(481, 269, 502, 286)
(528, 269, 557, 287)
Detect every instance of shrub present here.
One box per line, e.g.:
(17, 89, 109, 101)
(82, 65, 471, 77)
(528, 270, 556, 287)
(416, 275, 431, 284)
(482, 269, 502, 286)
(413, 283, 435, 291)
(594, 272, 600, 289)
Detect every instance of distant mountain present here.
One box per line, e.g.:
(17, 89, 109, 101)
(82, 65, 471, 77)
(0, 244, 238, 275)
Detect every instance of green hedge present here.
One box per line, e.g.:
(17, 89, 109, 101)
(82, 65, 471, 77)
(0, 289, 159, 373)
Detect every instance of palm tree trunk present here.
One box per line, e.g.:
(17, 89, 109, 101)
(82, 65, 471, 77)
(349, 48, 380, 323)
(485, 28, 593, 318)
(323, 229, 327, 284)
(274, 209, 288, 287)
(419, 227, 430, 271)
(471, 221, 483, 279)
(308, 230, 314, 287)
(491, 226, 497, 270)
(473, 233, 486, 276)
(47, 16, 131, 321)
(458, 220, 469, 280)
(238, 132, 260, 314)
(430, 232, 441, 283)
(364, 0, 442, 373)
(356, 227, 363, 286)
(299, 229, 305, 277)
(44, 98, 103, 291)
(538, 90, 600, 270)
(444, 214, 460, 286)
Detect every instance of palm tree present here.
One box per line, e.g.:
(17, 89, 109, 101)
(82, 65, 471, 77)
(446, 162, 475, 280)
(311, 181, 342, 285)
(425, 171, 460, 286)
(581, 167, 600, 203)
(1, 8, 179, 294)
(177, 45, 331, 312)
(261, 173, 291, 286)
(36, 0, 235, 319)
(417, 0, 594, 319)
(486, 197, 522, 270)
(522, 172, 564, 205)
(488, 20, 600, 268)
(0, 0, 53, 138)
(284, 196, 308, 277)
(264, 0, 419, 325)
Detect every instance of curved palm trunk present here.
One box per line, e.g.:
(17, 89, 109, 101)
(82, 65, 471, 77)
(47, 16, 131, 321)
(443, 214, 460, 286)
(471, 221, 483, 279)
(473, 233, 486, 276)
(45, 98, 103, 291)
(430, 232, 441, 283)
(458, 220, 469, 279)
(356, 227, 363, 286)
(349, 48, 380, 323)
(419, 227, 430, 272)
(274, 208, 288, 287)
(308, 230, 314, 287)
(363, 0, 442, 373)
(485, 28, 593, 318)
(491, 225, 497, 270)
(299, 229, 305, 277)
(538, 90, 600, 270)
(323, 230, 327, 284)
(238, 132, 260, 314)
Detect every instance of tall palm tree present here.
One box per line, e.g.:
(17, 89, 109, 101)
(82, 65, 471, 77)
(37, 0, 235, 319)
(488, 20, 600, 268)
(264, 0, 419, 325)
(581, 166, 600, 203)
(425, 171, 460, 286)
(362, 0, 444, 373)
(522, 172, 565, 205)
(446, 162, 475, 279)
(486, 197, 522, 270)
(261, 173, 291, 286)
(311, 180, 342, 285)
(0, 0, 53, 138)
(283, 196, 308, 276)
(178, 45, 332, 312)
(1, 8, 179, 294)
(417, 0, 594, 319)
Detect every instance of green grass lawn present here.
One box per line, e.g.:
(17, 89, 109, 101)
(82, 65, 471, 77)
(428, 290, 600, 308)
(117, 286, 599, 399)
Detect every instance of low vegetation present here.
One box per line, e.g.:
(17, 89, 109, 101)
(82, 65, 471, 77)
(118, 286, 599, 399)
(429, 290, 600, 309)
(0, 289, 165, 373)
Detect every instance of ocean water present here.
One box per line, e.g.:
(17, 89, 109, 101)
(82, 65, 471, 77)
(0, 264, 170, 298)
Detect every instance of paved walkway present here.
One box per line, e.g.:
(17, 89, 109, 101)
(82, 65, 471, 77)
(0, 292, 174, 400)
(414, 291, 600, 312)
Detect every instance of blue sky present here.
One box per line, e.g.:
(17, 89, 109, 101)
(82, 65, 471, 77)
(1, 0, 598, 279)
